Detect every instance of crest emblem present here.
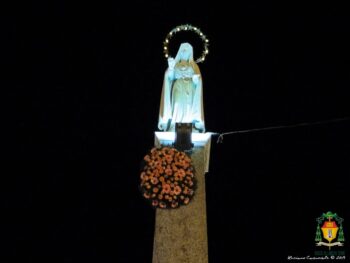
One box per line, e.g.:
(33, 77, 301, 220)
(315, 211, 345, 249)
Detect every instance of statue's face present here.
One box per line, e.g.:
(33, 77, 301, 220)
(179, 44, 191, 60)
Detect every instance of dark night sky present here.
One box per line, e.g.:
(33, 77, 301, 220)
(3, 1, 350, 262)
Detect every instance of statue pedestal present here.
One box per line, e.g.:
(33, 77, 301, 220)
(152, 132, 211, 263)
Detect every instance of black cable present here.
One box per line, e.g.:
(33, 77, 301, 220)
(214, 117, 350, 144)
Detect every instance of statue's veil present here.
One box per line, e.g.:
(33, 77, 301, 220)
(174, 43, 194, 62)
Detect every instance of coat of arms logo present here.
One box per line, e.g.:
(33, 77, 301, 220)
(315, 211, 345, 249)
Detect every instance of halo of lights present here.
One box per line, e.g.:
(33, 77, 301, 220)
(163, 24, 209, 63)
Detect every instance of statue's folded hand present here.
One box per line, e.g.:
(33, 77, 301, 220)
(192, 74, 200, 85)
(167, 57, 176, 69)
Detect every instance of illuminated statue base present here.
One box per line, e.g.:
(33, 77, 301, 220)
(154, 132, 212, 172)
(152, 132, 211, 263)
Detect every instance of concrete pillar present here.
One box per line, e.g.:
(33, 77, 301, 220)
(152, 132, 211, 263)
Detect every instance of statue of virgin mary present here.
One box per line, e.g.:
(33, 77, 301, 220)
(158, 42, 205, 132)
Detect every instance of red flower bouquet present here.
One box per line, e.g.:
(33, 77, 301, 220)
(139, 146, 196, 209)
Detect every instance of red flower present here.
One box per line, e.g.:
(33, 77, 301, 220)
(176, 169, 186, 178)
(184, 197, 190, 204)
(144, 155, 151, 162)
(174, 186, 182, 195)
(140, 172, 147, 180)
(159, 202, 166, 208)
(162, 184, 171, 194)
(151, 177, 159, 185)
(165, 166, 173, 176)
(156, 166, 164, 174)
(171, 201, 179, 208)
(161, 147, 170, 155)
(165, 155, 173, 164)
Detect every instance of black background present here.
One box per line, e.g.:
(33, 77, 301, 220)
(3, 1, 350, 262)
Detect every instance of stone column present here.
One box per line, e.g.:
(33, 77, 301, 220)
(152, 132, 211, 263)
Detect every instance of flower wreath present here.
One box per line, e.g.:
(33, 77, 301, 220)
(163, 24, 209, 63)
(139, 146, 196, 209)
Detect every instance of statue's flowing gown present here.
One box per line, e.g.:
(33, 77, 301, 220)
(158, 43, 205, 132)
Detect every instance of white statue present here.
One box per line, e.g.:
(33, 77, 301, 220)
(158, 42, 205, 132)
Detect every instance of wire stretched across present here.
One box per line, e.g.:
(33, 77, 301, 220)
(212, 117, 350, 144)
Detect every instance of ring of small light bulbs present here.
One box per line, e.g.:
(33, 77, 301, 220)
(163, 24, 209, 63)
